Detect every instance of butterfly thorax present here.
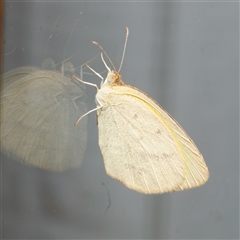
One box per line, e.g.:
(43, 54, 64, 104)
(104, 71, 124, 86)
(96, 71, 123, 112)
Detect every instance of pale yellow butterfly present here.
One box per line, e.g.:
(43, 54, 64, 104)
(1, 60, 87, 172)
(72, 27, 209, 194)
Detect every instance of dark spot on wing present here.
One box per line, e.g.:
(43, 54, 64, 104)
(156, 129, 161, 134)
(163, 153, 169, 158)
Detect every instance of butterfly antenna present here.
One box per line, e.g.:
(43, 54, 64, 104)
(118, 27, 129, 72)
(62, 18, 81, 64)
(92, 41, 116, 70)
(75, 52, 101, 74)
(45, 15, 62, 60)
(54, 48, 81, 72)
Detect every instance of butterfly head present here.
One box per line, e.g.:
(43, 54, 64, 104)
(105, 70, 124, 86)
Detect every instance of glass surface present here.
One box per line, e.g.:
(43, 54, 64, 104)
(1, 1, 239, 239)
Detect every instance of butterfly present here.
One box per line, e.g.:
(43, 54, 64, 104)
(71, 27, 209, 194)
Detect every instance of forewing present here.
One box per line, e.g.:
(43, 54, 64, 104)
(97, 85, 209, 193)
(126, 88, 209, 191)
(155, 105, 209, 191)
(97, 88, 186, 194)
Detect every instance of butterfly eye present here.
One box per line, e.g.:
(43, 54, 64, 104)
(107, 71, 123, 85)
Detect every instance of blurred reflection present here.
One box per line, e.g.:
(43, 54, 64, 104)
(1, 59, 88, 171)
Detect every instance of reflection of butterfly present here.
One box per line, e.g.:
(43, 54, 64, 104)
(1, 60, 88, 172)
(72, 27, 209, 194)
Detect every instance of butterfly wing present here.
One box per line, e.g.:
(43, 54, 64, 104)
(1, 68, 88, 172)
(97, 85, 209, 194)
